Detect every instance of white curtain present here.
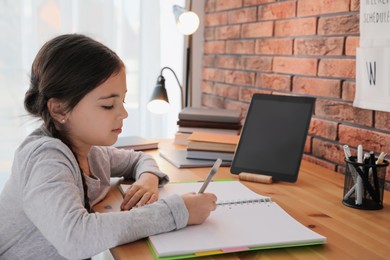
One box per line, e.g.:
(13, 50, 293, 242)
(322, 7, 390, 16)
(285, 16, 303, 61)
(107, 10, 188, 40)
(0, 0, 185, 174)
(139, 0, 185, 139)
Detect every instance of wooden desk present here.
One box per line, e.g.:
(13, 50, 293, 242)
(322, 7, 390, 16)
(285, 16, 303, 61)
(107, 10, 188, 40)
(94, 144, 390, 259)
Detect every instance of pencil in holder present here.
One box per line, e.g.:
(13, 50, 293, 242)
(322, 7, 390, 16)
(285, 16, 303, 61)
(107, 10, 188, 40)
(342, 156, 388, 210)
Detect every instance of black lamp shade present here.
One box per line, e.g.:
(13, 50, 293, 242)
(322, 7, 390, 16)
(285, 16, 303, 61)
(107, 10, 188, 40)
(148, 67, 184, 114)
(150, 76, 169, 103)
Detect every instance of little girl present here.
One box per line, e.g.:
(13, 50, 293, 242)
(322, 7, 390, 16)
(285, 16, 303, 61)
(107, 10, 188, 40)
(0, 34, 216, 259)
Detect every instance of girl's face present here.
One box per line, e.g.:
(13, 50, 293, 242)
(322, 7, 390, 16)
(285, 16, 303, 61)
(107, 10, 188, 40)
(65, 67, 128, 149)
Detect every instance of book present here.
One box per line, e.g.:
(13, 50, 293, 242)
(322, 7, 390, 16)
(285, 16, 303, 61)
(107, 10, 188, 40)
(159, 149, 231, 168)
(179, 107, 241, 123)
(177, 119, 241, 130)
(178, 126, 240, 135)
(173, 132, 191, 146)
(186, 149, 234, 161)
(187, 141, 237, 152)
(187, 132, 240, 145)
(134, 181, 326, 259)
(113, 136, 159, 151)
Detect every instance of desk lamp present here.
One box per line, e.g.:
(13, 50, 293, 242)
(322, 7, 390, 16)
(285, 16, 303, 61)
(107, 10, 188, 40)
(173, 5, 199, 35)
(147, 67, 184, 114)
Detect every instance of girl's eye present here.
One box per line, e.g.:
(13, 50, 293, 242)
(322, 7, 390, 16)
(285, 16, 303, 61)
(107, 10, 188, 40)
(102, 105, 114, 110)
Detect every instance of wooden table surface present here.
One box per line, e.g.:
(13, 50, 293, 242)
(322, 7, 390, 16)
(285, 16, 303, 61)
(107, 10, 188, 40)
(94, 142, 390, 259)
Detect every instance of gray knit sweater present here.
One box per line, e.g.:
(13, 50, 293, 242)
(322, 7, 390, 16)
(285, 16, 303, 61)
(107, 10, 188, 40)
(0, 127, 188, 259)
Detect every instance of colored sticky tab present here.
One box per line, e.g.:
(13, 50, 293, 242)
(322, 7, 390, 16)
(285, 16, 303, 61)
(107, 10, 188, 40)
(194, 250, 223, 256)
(222, 246, 249, 253)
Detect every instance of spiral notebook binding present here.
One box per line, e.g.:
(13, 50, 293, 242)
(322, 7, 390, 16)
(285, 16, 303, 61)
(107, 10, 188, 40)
(217, 197, 272, 206)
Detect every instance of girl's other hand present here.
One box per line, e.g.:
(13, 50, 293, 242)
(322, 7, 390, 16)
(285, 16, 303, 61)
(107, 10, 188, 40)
(182, 192, 217, 225)
(120, 173, 159, 210)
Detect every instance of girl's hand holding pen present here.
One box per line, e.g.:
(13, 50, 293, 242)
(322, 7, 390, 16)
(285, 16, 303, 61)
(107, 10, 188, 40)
(182, 192, 217, 225)
(121, 173, 160, 210)
(182, 158, 220, 225)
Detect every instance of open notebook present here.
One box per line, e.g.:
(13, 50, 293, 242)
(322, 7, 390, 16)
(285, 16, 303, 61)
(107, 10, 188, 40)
(120, 181, 326, 259)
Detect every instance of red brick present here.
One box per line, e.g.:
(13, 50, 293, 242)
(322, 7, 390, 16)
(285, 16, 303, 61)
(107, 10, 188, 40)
(228, 7, 257, 24)
(202, 55, 216, 67)
(297, 0, 350, 17)
(224, 100, 247, 111)
(226, 40, 255, 54)
(255, 38, 293, 55)
(315, 99, 373, 127)
(203, 68, 224, 82)
(241, 56, 272, 71)
(242, 21, 274, 38)
(205, 0, 217, 12)
(215, 55, 240, 69)
(224, 70, 256, 86)
(214, 83, 240, 99)
(216, 0, 243, 11)
(337, 164, 346, 175)
(201, 80, 214, 94)
(304, 136, 312, 153)
(258, 1, 296, 20)
(351, 0, 360, 11)
(312, 138, 345, 165)
(202, 94, 225, 107)
(204, 27, 215, 40)
(375, 111, 390, 132)
(204, 41, 226, 54)
(302, 155, 337, 171)
(205, 12, 228, 26)
(345, 36, 360, 56)
(318, 59, 356, 79)
(318, 15, 359, 35)
(309, 117, 338, 140)
(341, 81, 356, 102)
(256, 74, 291, 91)
(239, 88, 271, 102)
(215, 55, 272, 71)
(339, 124, 390, 153)
(294, 37, 344, 56)
(215, 25, 241, 39)
(275, 17, 317, 37)
(273, 57, 317, 76)
(293, 76, 341, 98)
(244, 0, 275, 6)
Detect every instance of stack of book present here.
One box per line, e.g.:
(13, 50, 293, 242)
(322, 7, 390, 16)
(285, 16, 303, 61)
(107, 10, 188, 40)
(175, 107, 241, 145)
(113, 136, 159, 151)
(186, 132, 240, 164)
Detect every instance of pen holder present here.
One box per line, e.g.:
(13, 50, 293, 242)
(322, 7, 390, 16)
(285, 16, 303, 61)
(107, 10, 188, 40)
(342, 156, 388, 210)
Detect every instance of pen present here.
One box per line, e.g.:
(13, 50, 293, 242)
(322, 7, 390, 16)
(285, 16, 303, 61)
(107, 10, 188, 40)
(363, 153, 370, 198)
(353, 163, 379, 203)
(376, 152, 387, 164)
(343, 145, 356, 200)
(370, 151, 380, 202)
(343, 145, 352, 160)
(356, 145, 363, 205)
(198, 158, 222, 193)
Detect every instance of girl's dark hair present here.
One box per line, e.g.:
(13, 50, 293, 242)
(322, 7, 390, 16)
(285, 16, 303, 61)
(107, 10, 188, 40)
(25, 34, 123, 212)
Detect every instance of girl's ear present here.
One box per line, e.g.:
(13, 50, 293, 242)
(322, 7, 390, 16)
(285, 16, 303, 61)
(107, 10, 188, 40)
(47, 98, 68, 124)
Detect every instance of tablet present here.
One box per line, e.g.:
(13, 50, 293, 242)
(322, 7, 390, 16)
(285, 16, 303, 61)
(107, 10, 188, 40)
(231, 94, 315, 182)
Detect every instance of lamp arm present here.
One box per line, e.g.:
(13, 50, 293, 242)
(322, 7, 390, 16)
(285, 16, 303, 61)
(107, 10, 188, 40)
(160, 66, 184, 109)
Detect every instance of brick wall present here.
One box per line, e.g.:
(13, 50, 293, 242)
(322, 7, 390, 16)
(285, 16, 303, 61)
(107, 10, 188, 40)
(200, 0, 390, 189)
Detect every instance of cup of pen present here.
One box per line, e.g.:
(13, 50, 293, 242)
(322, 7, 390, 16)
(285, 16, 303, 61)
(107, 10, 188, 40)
(343, 156, 388, 210)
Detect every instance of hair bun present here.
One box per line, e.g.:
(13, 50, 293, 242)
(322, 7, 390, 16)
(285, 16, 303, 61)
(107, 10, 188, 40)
(24, 72, 43, 116)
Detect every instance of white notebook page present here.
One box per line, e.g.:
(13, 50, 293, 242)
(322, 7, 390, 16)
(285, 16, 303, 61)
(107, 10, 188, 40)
(149, 181, 326, 257)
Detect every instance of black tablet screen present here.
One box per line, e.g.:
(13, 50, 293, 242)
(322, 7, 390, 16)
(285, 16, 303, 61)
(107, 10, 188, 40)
(231, 94, 315, 182)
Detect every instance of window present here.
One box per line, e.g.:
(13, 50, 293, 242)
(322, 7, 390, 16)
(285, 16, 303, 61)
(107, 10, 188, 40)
(0, 0, 185, 174)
